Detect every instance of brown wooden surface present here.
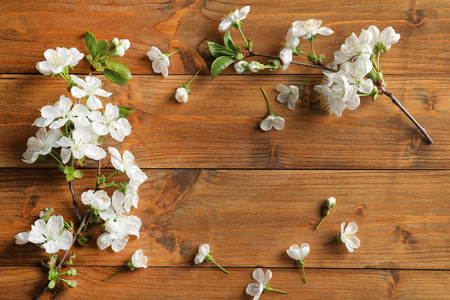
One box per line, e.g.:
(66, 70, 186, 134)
(1, 0, 449, 299)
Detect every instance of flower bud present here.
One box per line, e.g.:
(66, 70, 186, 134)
(114, 46, 125, 58)
(234, 61, 249, 74)
(66, 280, 77, 288)
(48, 280, 56, 289)
(67, 268, 77, 276)
(111, 38, 119, 46)
(175, 87, 189, 103)
(119, 39, 130, 50)
(39, 207, 55, 221)
(322, 197, 336, 217)
(326, 197, 336, 208)
(235, 52, 245, 61)
(248, 61, 263, 73)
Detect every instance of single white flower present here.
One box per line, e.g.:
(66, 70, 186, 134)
(333, 29, 373, 64)
(314, 72, 360, 117)
(36, 47, 84, 75)
(368, 25, 400, 52)
(287, 243, 309, 283)
(218, 6, 250, 32)
(194, 243, 210, 264)
(147, 46, 170, 78)
(279, 28, 299, 71)
(132, 249, 148, 268)
(292, 19, 333, 40)
(340, 221, 360, 253)
(260, 115, 285, 131)
(22, 128, 61, 164)
(70, 75, 113, 110)
(97, 191, 142, 252)
(194, 243, 229, 273)
(81, 190, 111, 211)
(57, 129, 106, 163)
(246, 268, 286, 299)
(15, 232, 30, 245)
(276, 84, 299, 110)
(90, 103, 132, 142)
(76, 123, 101, 146)
(175, 87, 189, 103)
(33, 95, 90, 129)
(340, 62, 373, 97)
(234, 61, 249, 74)
(286, 243, 310, 261)
(108, 147, 148, 184)
(27, 215, 73, 253)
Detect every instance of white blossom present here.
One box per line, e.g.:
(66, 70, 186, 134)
(291, 19, 333, 40)
(70, 75, 112, 110)
(97, 191, 142, 252)
(147, 46, 170, 78)
(22, 128, 61, 164)
(339, 60, 374, 94)
(33, 95, 90, 129)
(131, 249, 148, 268)
(276, 84, 299, 110)
(27, 215, 73, 253)
(218, 6, 250, 32)
(314, 72, 360, 117)
(36, 47, 84, 75)
(333, 30, 373, 64)
(368, 25, 400, 52)
(90, 103, 131, 142)
(279, 28, 299, 71)
(246, 268, 272, 300)
(81, 190, 111, 211)
(108, 147, 148, 184)
(286, 243, 310, 261)
(57, 129, 106, 163)
(341, 221, 360, 253)
(248, 61, 263, 73)
(175, 87, 189, 103)
(194, 243, 210, 264)
(124, 179, 142, 213)
(260, 115, 285, 131)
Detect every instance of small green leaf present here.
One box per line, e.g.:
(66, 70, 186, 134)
(93, 40, 108, 59)
(85, 31, 97, 55)
(103, 60, 132, 84)
(224, 31, 238, 53)
(211, 56, 235, 80)
(118, 106, 135, 118)
(207, 41, 237, 58)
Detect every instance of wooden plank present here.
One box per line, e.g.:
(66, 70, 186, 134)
(0, 0, 449, 75)
(1, 75, 448, 169)
(2, 169, 449, 269)
(1, 267, 448, 299)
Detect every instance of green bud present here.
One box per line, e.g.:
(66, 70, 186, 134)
(307, 55, 319, 65)
(247, 40, 253, 51)
(235, 52, 244, 60)
(48, 280, 56, 289)
(67, 268, 77, 276)
(66, 280, 77, 288)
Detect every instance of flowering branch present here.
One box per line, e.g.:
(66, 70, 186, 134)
(248, 52, 336, 72)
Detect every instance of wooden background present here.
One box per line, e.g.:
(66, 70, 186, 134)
(1, 0, 449, 299)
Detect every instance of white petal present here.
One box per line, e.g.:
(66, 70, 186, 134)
(272, 116, 285, 130)
(57, 230, 73, 250)
(263, 269, 272, 284)
(316, 27, 334, 36)
(252, 268, 265, 284)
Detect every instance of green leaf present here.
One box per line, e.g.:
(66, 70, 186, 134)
(224, 31, 238, 53)
(118, 106, 135, 118)
(207, 41, 237, 58)
(93, 40, 108, 59)
(85, 31, 97, 56)
(211, 56, 235, 80)
(103, 60, 132, 84)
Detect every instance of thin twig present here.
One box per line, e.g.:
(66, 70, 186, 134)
(249, 52, 337, 73)
(378, 85, 434, 144)
(68, 181, 82, 222)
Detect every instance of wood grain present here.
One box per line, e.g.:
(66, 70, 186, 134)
(1, 267, 448, 299)
(0, 0, 449, 75)
(1, 74, 448, 169)
(3, 169, 449, 269)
